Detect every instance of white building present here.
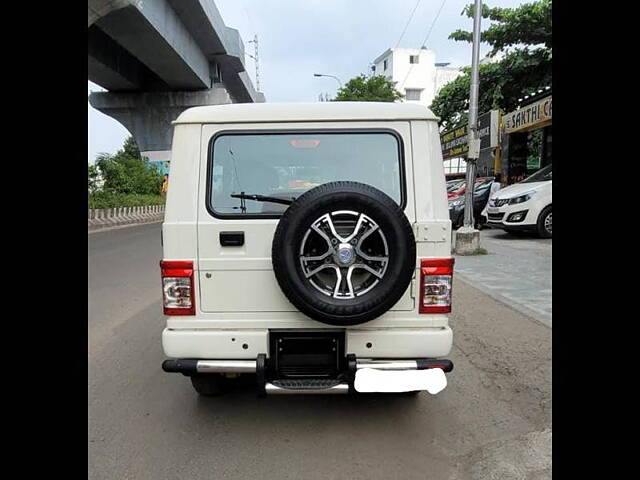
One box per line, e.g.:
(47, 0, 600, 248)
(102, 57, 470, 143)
(371, 47, 463, 108)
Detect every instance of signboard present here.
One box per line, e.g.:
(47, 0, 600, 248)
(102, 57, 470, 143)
(504, 95, 552, 133)
(440, 110, 499, 160)
(440, 125, 468, 159)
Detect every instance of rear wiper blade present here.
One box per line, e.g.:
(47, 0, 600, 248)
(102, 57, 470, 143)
(230, 192, 296, 206)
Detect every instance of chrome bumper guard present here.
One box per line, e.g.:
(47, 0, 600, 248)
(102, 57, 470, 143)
(162, 356, 453, 395)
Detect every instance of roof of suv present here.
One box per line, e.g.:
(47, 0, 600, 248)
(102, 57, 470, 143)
(173, 101, 439, 125)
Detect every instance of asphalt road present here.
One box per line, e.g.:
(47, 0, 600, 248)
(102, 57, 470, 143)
(89, 223, 551, 480)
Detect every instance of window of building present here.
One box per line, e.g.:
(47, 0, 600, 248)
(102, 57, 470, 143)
(383, 59, 388, 71)
(443, 158, 467, 175)
(405, 89, 422, 101)
(409, 55, 419, 64)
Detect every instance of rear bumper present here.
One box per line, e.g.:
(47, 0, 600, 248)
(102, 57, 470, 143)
(162, 357, 454, 375)
(162, 355, 454, 395)
(162, 325, 453, 359)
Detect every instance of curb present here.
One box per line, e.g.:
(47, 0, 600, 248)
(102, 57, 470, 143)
(88, 205, 165, 232)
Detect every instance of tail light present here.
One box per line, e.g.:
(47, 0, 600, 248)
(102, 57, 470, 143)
(419, 258, 454, 314)
(160, 260, 195, 315)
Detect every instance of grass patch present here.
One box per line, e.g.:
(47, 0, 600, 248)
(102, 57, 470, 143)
(89, 192, 165, 209)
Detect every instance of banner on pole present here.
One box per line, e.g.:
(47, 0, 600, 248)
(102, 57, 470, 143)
(440, 110, 499, 160)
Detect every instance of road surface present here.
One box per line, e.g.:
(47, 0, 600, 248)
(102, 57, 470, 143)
(89, 223, 551, 480)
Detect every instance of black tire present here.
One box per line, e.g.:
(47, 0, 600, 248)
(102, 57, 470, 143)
(272, 181, 416, 326)
(190, 374, 226, 396)
(536, 206, 552, 238)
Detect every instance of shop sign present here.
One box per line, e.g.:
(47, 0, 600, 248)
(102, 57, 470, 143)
(504, 95, 552, 133)
(440, 110, 499, 160)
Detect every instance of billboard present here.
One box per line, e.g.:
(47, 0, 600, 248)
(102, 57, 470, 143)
(503, 95, 552, 133)
(440, 110, 500, 160)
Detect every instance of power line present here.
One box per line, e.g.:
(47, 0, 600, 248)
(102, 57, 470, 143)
(398, 0, 449, 91)
(395, 0, 423, 48)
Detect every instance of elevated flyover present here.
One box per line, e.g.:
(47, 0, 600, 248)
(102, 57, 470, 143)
(88, 0, 264, 161)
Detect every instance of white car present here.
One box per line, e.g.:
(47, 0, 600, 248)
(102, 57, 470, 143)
(486, 164, 552, 238)
(160, 102, 455, 396)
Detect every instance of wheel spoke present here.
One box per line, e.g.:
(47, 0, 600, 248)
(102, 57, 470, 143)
(355, 217, 379, 244)
(356, 248, 388, 263)
(323, 214, 348, 243)
(352, 263, 385, 279)
(332, 268, 343, 298)
(304, 263, 336, 279)
(342, 213, 366, 243)
(344, 266, 356, 298)
(311, 220, 335, 251)
(301, 249, 333, 262)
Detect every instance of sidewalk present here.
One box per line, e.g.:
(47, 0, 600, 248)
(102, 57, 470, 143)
(453, 228, 552, 328)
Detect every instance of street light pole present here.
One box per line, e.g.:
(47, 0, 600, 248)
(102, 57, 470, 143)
(463, 0, 483, 229)
(313, 73, 343, 89)
(454, 0, 483, 255)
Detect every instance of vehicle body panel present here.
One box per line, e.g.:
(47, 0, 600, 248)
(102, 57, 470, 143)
(162, 103, 453, 361)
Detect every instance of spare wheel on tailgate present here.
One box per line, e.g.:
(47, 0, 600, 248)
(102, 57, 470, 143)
(272, 181, 416, 326)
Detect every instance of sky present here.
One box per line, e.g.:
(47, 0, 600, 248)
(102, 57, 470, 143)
(88, 0, 526, 162)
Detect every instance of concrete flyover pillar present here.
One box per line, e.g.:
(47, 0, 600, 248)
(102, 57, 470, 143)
(89, 87, 232, 161)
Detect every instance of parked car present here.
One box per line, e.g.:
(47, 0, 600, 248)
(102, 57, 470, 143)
(160, 102, 455, 397)
(448, 177, 494, 229)
(446, 179, 466, 197)
(447, 180, 466, 199)
(486, 163, 552, 238)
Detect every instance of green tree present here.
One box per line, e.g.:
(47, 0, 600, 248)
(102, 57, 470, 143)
(93, 136, 163, 195)
(88, 163, 101, 194)
(430, 0, 551, 131)
(121, 135, 141, 159)
(333, 75, 404, 102)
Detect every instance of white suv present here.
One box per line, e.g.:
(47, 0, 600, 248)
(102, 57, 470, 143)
(486, 164, 552, 238)
(160, 102, 455, 396)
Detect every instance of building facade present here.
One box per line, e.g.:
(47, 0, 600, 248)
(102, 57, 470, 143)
(371, 47, 462, 109)
(500, 87, 552, 184)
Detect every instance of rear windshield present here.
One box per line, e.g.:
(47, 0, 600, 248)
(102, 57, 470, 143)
(208, 131, 404, 216)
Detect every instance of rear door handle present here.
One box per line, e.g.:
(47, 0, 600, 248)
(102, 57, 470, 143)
(220, 231, 244, 247)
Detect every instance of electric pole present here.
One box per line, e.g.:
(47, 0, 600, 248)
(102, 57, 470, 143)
(455, 0, 483, 254)
(247, 34, 260, 92)
(463, 0, 482, 229)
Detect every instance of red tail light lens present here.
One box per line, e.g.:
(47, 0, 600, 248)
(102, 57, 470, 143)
(160, 260, 195, 315)
(419, 258, 454, 314)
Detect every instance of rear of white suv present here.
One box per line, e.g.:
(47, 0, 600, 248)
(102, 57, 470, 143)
(486, 164, 552, 238)
(160, 102, 455, 396)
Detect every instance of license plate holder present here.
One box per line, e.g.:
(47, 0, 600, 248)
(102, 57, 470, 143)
(354, 367, 447, 394)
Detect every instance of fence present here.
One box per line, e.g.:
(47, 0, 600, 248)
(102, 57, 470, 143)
(88, 205, 165, 231)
